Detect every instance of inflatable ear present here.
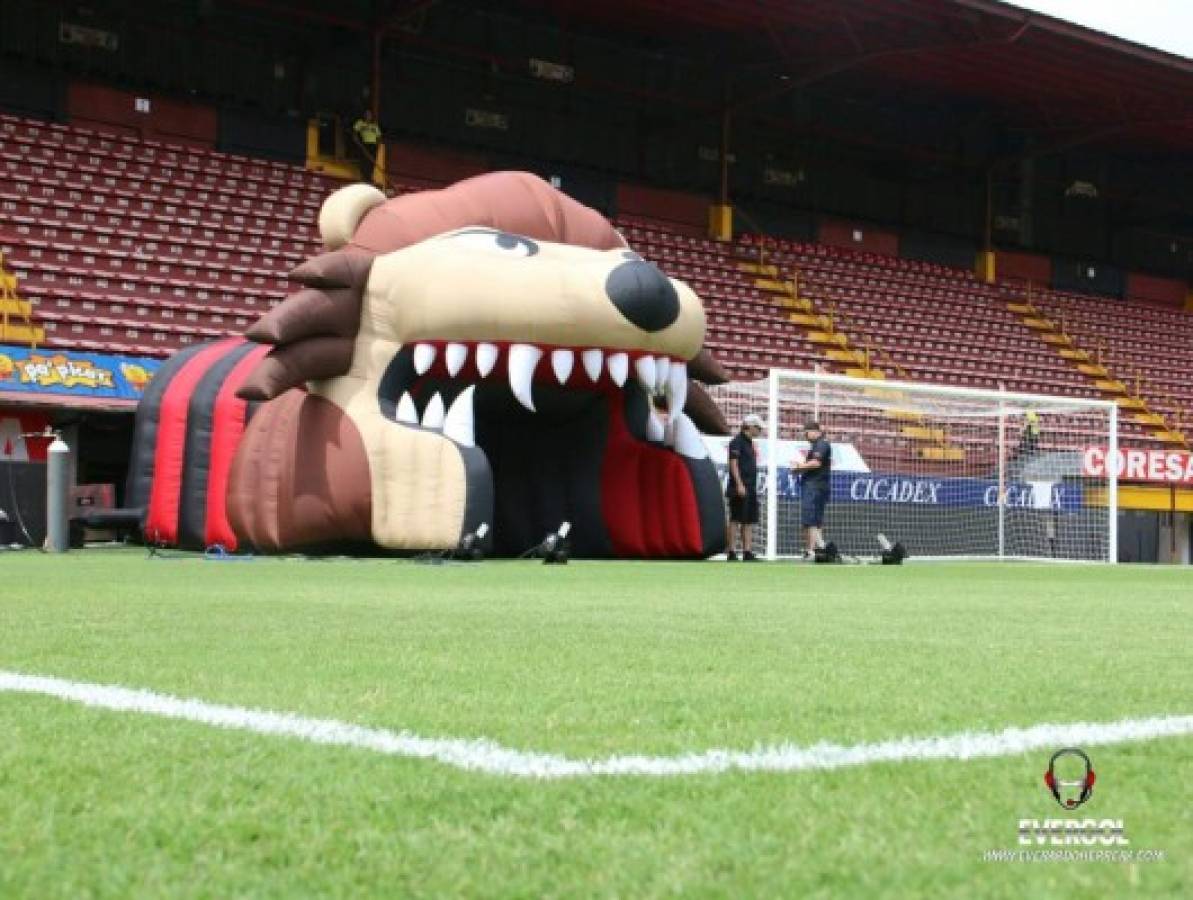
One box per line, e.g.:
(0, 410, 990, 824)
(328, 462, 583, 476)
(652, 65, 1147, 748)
(318, 183, 386, 250)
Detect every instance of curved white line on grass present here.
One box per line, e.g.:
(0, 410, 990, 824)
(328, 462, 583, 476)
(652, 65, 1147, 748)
(3, 670, 1192, 779)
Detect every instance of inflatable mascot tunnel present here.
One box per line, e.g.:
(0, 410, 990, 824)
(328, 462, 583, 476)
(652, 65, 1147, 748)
(123, 172, 733, 558)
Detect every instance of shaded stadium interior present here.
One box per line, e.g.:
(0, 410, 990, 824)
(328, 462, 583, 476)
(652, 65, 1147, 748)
(0, 0, 1190, 559)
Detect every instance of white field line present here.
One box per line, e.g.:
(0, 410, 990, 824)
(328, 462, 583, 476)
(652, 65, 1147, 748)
(3, 670, 1192, 779)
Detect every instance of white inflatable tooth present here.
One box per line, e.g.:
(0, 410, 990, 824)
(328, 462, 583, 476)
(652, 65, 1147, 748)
(581, 348, 603, 383)
(666, 363, 688, 415)
(551, 348, 574, 384)
(445, 342, 468, 377)
(396, 392, 418, 425)
(442, 385, 475, 446)
(421, 392, 445, 429)
(475, 342, 499, 378)
(646, 409, 666, 442)
(672, 412, 708, 459)
(634, 355, 657, 391)
(655, 356, 671, 393)
(606, 352, 629, 387)
(413, 343, 436, 375)
(508, 343, 542, 412)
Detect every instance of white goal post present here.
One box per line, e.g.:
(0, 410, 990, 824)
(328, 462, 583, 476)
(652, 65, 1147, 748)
(706, 369, 1118, 563)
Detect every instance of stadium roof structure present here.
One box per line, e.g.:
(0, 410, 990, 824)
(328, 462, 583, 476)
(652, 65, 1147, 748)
(523, 0, 1193, 159)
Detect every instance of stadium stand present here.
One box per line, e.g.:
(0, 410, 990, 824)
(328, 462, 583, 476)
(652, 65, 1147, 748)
(737, 235, 1188, 450)
(0, 111, 1188, 459)
(0, 113, 330, 356)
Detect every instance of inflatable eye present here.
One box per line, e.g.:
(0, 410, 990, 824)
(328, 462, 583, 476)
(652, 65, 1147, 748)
(450, 229, 538, 257)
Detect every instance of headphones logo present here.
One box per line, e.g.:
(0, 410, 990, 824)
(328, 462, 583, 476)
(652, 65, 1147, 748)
(1044, 748, 1096, 809)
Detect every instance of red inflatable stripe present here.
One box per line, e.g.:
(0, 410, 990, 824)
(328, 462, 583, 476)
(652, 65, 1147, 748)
(204, 344, 271, 550)
(143, 340, 239, 544)
(600, 395, 702, 558)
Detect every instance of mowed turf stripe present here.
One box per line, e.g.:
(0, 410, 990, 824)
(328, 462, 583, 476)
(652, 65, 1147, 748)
(3, 670, 1192, 779)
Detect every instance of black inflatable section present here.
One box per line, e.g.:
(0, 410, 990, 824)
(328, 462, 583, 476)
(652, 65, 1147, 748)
(123, 342, 210, 514)
(474, 386, 614, 558)
(456, 444, 495, 553)
(0, 460, 47, 547)
(683, 455, 729, 559)
(176, 341, 259, 550)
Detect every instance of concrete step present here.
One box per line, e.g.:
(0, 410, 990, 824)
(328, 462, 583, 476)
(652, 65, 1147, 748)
(808, 331, 849, 347)
(919, 446, 966, 462)
(0, 298, 32, 317)
(754, 278, 794, 294)
(824, 348, 866, 365)
(738, 262, 779, 277)
(902, 425, 947, 441)
(0, 322, 45, 344)
(1023, 317, 1054, 330)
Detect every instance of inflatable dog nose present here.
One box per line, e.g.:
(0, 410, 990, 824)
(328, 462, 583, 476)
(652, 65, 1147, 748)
(604, 261, 680, 332)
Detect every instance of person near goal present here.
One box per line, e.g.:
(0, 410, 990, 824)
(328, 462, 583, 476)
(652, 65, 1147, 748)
(725, 414, 764, 561)
(791, 420, 832, 560)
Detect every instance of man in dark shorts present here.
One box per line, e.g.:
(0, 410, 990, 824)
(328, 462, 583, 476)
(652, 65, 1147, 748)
(725, 413, 764, 561)
(791, 420, 832, 560)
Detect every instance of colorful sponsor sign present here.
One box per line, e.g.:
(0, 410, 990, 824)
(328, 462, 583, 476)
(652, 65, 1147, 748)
(1082, 447, 1193, 486)
(0, 344, 159, 401)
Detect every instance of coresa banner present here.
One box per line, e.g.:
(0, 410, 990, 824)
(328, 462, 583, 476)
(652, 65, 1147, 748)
(1082, 446, 1193, 486)
(0, 344, 159, 402)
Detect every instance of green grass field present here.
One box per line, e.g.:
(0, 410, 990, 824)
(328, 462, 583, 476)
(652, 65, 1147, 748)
(1, 552, 1190, 898)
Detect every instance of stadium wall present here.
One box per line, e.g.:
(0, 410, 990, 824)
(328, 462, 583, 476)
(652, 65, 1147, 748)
(66, 83, 217, 147)
(1125, 272, 1187, 308)
(818, 219, 899, 257)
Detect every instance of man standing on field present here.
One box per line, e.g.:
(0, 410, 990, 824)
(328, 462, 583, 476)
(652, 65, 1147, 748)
(725, 414, 763, 561)
(791, 420, 832, 560)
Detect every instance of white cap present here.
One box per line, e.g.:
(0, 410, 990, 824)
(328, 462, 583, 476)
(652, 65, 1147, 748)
(742, 413, 765, 430)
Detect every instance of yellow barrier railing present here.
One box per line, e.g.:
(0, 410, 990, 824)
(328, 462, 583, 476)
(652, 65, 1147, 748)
(0, 251, 40, 349)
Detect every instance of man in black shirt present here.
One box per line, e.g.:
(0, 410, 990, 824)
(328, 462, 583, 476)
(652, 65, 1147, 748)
(725, 413, 763, 561)
(791, 420, 832, 560)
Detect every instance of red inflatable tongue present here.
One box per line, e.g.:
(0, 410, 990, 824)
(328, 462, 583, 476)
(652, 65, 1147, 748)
(599, 393, 704, 557)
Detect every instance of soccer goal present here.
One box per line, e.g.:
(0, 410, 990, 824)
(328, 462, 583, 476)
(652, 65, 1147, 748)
(706, 369, 1118, 563)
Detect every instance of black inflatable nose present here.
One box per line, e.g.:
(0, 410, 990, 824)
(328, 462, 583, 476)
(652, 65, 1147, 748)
(604, 261, 680, 332)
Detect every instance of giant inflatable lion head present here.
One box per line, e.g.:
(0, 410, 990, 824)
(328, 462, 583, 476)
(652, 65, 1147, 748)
(223, 172, 730, 557)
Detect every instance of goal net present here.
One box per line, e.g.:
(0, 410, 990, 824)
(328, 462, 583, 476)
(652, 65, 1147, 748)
(706, 370, 1118, 562)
